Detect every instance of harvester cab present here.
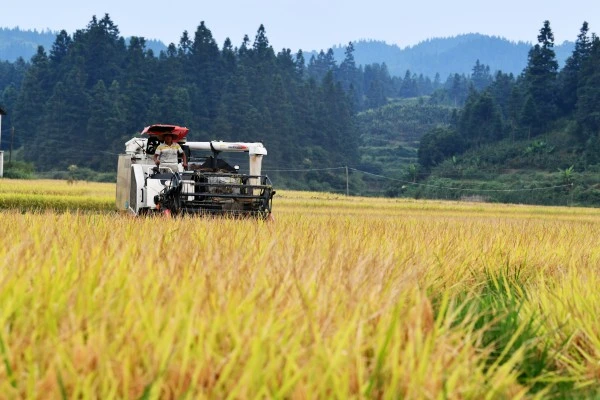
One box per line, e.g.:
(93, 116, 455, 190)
(116, 124, 275, 217)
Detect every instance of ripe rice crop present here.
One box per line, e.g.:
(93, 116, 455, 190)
(0, 179, 599, 398)
(0, 179, 113, 212)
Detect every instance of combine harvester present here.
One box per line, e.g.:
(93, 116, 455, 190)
(116, 124, 275, 217)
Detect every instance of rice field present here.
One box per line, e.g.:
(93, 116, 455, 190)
(1, 178, 600, 399)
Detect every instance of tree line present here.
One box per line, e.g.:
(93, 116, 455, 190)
(0, 15, 478, 179)
(0, 15, 369, 176)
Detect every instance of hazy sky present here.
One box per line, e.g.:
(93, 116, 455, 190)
(2, 0, 599, 51)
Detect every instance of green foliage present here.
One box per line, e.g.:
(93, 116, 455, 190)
(1, 15, 359, 180)
(2, 161, 35, 179)
(575, 36, 600, 143)
(559, 22, 592, 115)
(458, 91, 504, 146)
(418, 126, 465, 168)
(406, 22, 600, 207)
(519, 21, 560, 135)
(358, 98, 456, 146)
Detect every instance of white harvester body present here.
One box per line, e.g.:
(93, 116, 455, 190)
(116, 125, 274, 217)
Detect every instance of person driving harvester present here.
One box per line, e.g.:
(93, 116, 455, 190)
(154, 132, 187, 172)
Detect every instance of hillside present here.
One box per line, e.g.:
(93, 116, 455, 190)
(358, 98, 456, 147)
(0, 27, 167, 61)
(355, 98, 455, 185)
(0, 27, 56, 61)
(408, 129, 600, 206)
(322, 34, 574, 77)
(397, 21, 600, 207)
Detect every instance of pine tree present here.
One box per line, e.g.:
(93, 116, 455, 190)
(13, 46, 51, 147)
(49, 30, 72, 65)
(559, 22, 592, 115)
(190, 21, 222, 130)
(433, 73, 441, 90)
(87, 80, 124, 170)
(161, 86, 193, 126)
(34, 81, 68, 168)
(471, 59, 492, 91)
(218, 70, 253, 139)
(458, 91, 504, 146)
(365, 80, 386, 109)
(106, 80, 127, 153)
(523, 20, 559, 133)
(221, 38, 236, 77)
(69, 14, 126, 89)
(252, 24, 274, 60)
(307, 49, 336, 83)
(520, 95, 539, 139)
(238, 34, 251, 61)
(337, 42, 358, 92)
(295, 50, 306, 79)
(276, 48, 296, 80)
(165, 43, 177, 58)
(488, 71, 515, 119)
(177, 30, 192, 57)
(575, 36, 600, 144)
(399, 70, 418, 98)
(122, 36, 153, 133)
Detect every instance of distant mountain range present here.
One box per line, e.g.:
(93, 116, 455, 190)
(0, 27, 167, 62)
(321, 34, 574, 78)
(1, 28, 574, 79)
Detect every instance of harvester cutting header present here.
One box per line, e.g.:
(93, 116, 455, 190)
(116, 124, 275, 217)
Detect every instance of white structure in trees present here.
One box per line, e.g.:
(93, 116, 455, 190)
(0, 106, 6, 178)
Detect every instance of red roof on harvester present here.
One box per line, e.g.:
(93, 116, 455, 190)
(141, 124, 189, 141)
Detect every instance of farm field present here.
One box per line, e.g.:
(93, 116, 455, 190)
(0, 179, 600, 399)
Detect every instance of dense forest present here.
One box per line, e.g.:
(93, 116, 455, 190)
(0, 15, 372, 186)
(0, 14, 457, 185)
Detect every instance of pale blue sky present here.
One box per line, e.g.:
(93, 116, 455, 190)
(2, 0, 598, 51)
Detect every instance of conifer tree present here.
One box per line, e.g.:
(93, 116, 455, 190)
(177, 31, 192, 57)
(559, 22, 592, 114)
(338, 42, 358, 92)
(190, 21, 222, 130)
(471, 59, 492, 91)
(575, 36, 600, 144)
(14, 46, 51, 145)
(49, 30, 72, 65)
(523, 20, 559, 132)
(295, 50, 306, 79)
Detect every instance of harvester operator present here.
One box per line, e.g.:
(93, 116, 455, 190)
(154, 133, 187, 171)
